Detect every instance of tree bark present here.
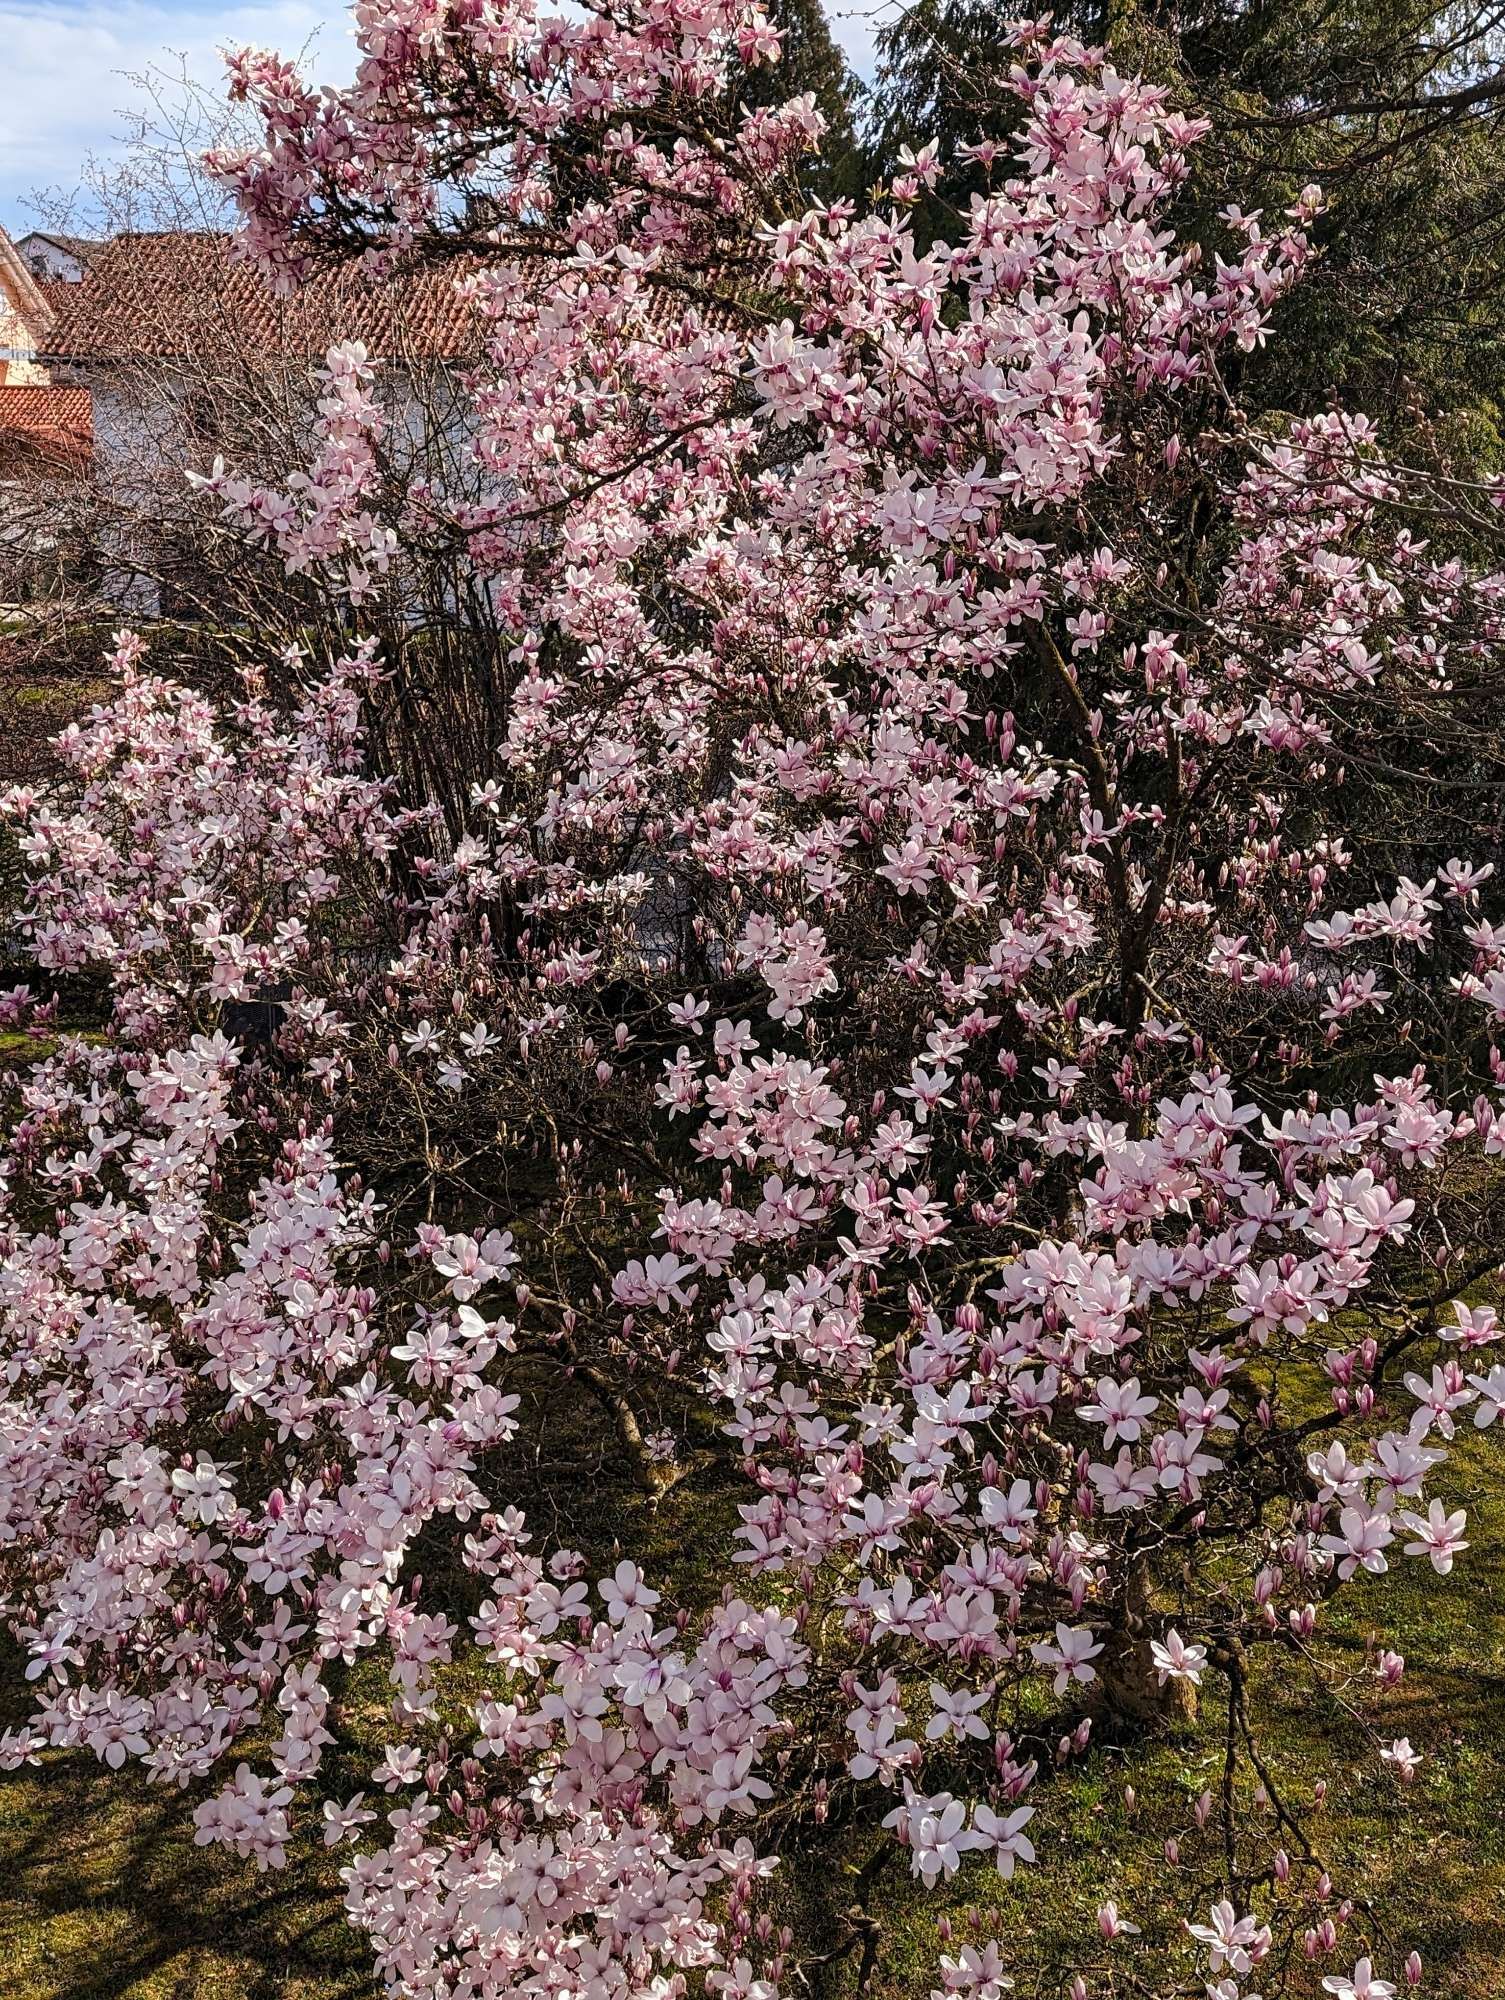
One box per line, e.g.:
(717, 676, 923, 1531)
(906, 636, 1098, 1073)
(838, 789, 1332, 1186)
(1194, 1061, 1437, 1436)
(1094, 1553, 1199, 1730)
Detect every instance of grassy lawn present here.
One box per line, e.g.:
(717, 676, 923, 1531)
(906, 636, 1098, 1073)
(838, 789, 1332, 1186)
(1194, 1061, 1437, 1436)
(0, 1369, 746, 2000)
(1, 1410, 1502, 1999)
(0, 656, 1498, 1992)
(0, 1756, 369, 2000)
(0, 669, 110, 791)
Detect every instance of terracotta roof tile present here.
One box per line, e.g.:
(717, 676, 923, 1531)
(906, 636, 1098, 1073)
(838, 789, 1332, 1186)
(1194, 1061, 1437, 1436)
(23, 233, 102, 261)
(39, 231, 749, 367)
(41, 233, 485, 364)
(0, 385, 92, 468)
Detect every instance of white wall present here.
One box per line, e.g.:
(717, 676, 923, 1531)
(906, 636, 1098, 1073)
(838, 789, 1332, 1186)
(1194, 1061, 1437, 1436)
(14, 235, 88, 284)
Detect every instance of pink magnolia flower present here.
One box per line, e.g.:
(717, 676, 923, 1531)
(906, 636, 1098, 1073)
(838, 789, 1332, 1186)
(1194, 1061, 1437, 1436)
(1322, 1959, 1397, 2000)
(1031, 1624, 1104, 1695)
(1150, 1630, 1208, 1686)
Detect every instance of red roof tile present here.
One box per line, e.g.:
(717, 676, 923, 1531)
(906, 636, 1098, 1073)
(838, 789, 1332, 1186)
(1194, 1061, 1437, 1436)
(41, 232, 484, 365)
(0, 386, 92, 468)
(38, 231, 750, 367)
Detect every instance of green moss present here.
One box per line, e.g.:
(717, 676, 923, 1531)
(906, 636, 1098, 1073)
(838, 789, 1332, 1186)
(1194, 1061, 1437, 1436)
(2, 1333, 1504, 1996)
(0, 1754, 372, 2000)
(847, 1419, 1505, 1999)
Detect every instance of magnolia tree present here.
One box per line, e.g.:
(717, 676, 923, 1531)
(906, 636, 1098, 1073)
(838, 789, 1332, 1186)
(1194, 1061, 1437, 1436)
(5, 7, 1505, 1999)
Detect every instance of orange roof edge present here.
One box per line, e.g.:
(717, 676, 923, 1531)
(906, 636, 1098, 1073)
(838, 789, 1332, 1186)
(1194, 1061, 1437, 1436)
(0, 385, 94, 466)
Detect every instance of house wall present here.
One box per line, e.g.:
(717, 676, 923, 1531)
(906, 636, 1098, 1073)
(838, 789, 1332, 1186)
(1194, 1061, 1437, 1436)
(0, 286, 48, 387)
(41, 360, 186, 613)
(14, 236, 88, 284)
(53, 352, 489, 617)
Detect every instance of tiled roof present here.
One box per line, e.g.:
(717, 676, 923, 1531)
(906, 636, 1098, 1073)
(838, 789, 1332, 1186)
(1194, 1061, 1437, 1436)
(0, 385, 92, 467)
(39, 231, 751, 366)
(41, 232, 485, 365)
(22, 233, 102, 261)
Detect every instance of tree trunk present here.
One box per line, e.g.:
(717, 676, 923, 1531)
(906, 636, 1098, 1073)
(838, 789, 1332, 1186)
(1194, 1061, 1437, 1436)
(1094, 1554, 1199, 1731)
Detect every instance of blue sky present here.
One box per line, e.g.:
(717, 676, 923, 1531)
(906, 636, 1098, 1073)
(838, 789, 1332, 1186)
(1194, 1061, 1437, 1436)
(0, 0, 884, 238)
(1, 1, 355, 234)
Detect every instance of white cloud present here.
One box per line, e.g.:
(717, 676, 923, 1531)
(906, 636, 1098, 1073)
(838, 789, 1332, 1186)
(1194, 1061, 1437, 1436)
(0, 0, 353, 231)
(0, 0, 888, 236)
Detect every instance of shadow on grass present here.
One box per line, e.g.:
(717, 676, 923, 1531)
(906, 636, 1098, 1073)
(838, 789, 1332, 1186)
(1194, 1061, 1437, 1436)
(0, 1378, 1502, 1996)
(0, 1388, 747, 2000)
(0, 1748, 374, 2000)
